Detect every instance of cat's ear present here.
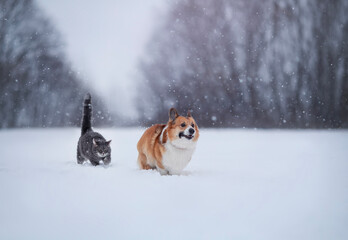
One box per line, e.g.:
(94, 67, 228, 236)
(106, 140, 112, 146)
(93, 138, 98, 146)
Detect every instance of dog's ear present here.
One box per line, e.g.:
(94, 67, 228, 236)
(169, 108, 179, 122)
(187, 110, 192, 118)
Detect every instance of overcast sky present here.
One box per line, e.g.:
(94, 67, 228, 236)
(36, 0, 166, 118)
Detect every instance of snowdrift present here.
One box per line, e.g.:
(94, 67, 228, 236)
(0, 128, 347, 240)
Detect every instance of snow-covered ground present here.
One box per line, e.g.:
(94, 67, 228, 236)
(0, 128, 347, 240)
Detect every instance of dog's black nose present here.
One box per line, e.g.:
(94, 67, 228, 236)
(189, 128, 195, 134)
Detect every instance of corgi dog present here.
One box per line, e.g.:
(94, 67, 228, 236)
(137, 108, 199, 175)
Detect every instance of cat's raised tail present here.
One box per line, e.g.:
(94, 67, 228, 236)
(81, 93, 92, 135)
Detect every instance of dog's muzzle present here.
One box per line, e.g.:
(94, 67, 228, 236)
(179, 129, 195, 140)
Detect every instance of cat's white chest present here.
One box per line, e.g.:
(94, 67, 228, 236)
(162, 140, 196, 175)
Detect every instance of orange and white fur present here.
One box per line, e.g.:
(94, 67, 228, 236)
(137, 108, 199, 175)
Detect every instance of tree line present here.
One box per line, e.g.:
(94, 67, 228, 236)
(0, 0, 111, 128)
(136, 0, 348, 128)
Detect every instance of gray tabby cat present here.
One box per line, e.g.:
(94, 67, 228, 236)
(77, 93, 111, 166)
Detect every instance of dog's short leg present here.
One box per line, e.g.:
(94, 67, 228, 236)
(138, 153, 154, 170)
(156, 166, 169, 175)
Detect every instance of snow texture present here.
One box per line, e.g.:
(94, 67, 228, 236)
(0, 128, 347, 239)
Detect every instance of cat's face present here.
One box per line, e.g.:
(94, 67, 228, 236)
(92, 138, 111, 158)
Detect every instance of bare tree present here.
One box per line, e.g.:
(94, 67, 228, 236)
(136, 0, 348, 128)
(0, 0, 111, 128)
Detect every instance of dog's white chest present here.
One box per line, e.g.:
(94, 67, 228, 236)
(162, 141, 196, 175)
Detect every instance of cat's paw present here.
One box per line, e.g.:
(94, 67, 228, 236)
(103, 157, 111, 165)
(90, 161, 99, 166)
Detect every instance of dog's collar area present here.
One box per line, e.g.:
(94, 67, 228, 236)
(160, 125, 168, 144)
(169, 141, 189, 150)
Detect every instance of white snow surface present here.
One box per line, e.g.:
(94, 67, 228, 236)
(0, 128, 347, 240)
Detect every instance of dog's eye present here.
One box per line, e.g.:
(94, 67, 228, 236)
(191, 123, 195, 128)
(181, 123, 186, 127)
